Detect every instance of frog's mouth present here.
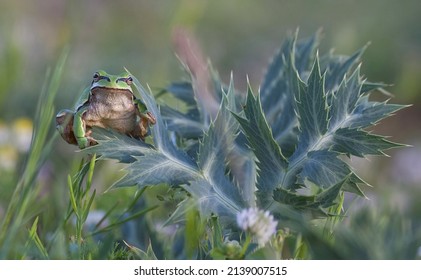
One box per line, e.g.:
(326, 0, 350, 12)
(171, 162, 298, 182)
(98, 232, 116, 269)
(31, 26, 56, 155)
(91, 87, 133, 95)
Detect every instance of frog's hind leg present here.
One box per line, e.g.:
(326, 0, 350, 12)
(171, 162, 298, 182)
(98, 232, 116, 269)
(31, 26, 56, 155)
(134, 98, 156, 125)
(73, 105, 90, 149)
(56, 109, 77, 145)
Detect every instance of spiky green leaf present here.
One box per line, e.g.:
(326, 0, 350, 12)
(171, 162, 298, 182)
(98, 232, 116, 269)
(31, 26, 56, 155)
(260, 33, 319, 156)
(233, 87, 287, 195)
(160, 105, 204, 138)
(260, 34, 294, 102)
(329, 67, 362, 130)
(273, 187, 315, 209)
(332, 128, 402, 157)
(159, 81, 196, 106)
(115, 151, 199, 187)
(322, 46, 367, 91)
(349, 98, 408, 129)
(295, 56, 328, 142)
(87, 128, 150, 163)
(273, 176, 347, 211)
(299, 150, 354, 188)
(314, 177, 347, 208)
(195, 78, 244, 216)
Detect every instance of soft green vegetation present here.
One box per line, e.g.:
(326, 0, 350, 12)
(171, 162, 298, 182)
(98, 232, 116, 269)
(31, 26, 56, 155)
(0, 31, 419, 260)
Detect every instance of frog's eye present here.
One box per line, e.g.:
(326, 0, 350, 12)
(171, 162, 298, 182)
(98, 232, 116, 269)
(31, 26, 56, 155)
(126, 76, 133, 85)
(92, 72, 111, 83)
(93, 72, 100, 82)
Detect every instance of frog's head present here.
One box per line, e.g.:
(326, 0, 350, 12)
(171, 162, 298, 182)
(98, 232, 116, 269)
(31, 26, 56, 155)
(90, 70, 133, 92)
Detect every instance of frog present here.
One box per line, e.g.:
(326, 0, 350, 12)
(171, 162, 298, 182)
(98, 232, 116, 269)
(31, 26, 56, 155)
(56, 70, 156, 149)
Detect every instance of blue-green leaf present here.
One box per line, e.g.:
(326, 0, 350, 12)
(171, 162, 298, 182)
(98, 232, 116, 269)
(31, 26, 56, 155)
(273, 187, 315, 209)
(261, 31, 319, 107)
(332, 128, 403, 157)
(260, 35, 294, 102)
(260, 33, 319, 157)
(233, 86, 288, 196)
(314, 176, 347, 208)
(323, 46, 367, 91)
(329, 66, 362, 130)
(273, 176, 347, 210)
(115, 151, 199, 187)
(348, 99, 408, 129)
(288, 54, 329, 168)
(195, 78, 245, 216)
(87, 128, 150, 163)
(160, 105, 204, 138)
(299, 150, 351, 188)
(295, 55, 328, 142)
(294, 32, 320, 75)
(159, 81, 196, 106)
(184, 178, 242, 219)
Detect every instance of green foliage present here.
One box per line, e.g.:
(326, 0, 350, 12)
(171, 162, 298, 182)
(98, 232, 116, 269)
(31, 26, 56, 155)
(91, 31, 405, 222)
(65, 155, 97, 257)
(25, 217, 49, 259)
(84, 31, 410, 259)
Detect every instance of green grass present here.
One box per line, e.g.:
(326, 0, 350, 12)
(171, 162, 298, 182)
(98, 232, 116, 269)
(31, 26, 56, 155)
(0, 50, 67, 258)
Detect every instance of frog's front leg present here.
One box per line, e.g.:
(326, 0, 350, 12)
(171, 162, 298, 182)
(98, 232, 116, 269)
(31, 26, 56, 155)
(134, 98, 156, 139)
(134, 98, 156, 124)
(73, 105, 90, 149)
(141, 111, 156, 126)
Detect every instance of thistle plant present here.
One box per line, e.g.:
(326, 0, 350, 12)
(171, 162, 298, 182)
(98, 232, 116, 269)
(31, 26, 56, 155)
(87, 31, 407, 253)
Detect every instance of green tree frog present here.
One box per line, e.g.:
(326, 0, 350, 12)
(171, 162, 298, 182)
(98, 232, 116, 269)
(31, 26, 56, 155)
(56, 70, 156, 149)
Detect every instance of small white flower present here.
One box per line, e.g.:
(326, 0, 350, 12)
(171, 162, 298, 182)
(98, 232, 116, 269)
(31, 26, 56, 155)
(236, 207, 278, 246)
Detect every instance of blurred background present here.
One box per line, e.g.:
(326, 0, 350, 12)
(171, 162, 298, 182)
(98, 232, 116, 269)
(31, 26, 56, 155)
(0, 0, 421, 257)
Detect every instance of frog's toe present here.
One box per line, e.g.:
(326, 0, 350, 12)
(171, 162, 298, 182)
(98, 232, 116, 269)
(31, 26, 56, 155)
(77, 137, 89, 149)
(146, 112, 156, 125)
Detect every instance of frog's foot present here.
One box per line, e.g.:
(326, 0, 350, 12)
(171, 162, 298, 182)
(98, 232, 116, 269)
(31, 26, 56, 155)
(75, 129, 97, 149)
(146, 112, 156, 125)
(75, 137, 97, 149)
(85, 129, 98, 146)
(76, 136, 89, 149)
(139, 111, 156, 126)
